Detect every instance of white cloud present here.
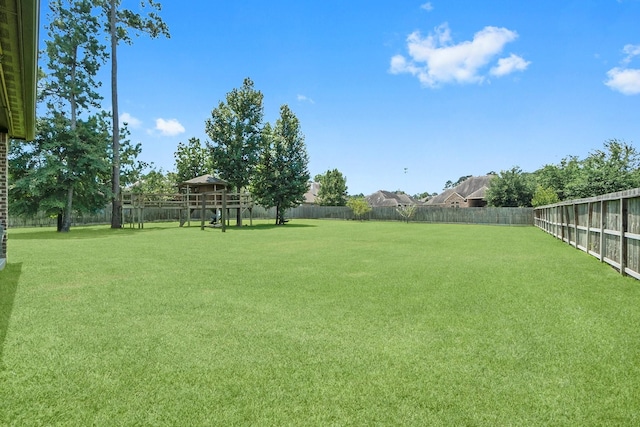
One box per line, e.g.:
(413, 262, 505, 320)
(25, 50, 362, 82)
(420, 2, 433, 11)
(120, 112, 142, 128)
(605, 44, 640, 95)
(605, 67, 640, 95)
(490, 53, 531, 76)
(622, 44, 640, 64)
(390, 23, 527, 87)
(155, 118, 185, 136)
(297, 94, 315, 104)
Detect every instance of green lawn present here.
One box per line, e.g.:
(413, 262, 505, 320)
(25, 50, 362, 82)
(1, 220, 639, 425)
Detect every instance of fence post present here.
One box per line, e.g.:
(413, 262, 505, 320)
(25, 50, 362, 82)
(186, 187, 191, 227)
(587, 202, 592, 254)
(600, 201, 605, 263)
(573, 203, 579, 249)
(560, 205, 565, 242)
(621, 197, 627, 276)
(222, 189, 227, 233)
(200, 194, 206, 230)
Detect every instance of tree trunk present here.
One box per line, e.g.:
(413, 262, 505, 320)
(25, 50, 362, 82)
(109, 0, 122, 229)
(276, 203, 284, 225)
(57, 213, 63, 232)
(60, 186, 73, 232)
(236, 186, 242, 226)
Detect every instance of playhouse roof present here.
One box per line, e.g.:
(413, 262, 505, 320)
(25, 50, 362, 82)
(180, 174, 229, 187)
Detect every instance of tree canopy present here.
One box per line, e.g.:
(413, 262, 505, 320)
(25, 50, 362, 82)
(252, 106, 310, 225)
(206, 78, 264, 191)
(9, 113, 111, 227)
(488, 140, 640, 207)
(94, 0, 170, 228)
(40, 0, 106, 116)
(486, 167, 534, 207)
(174, 137, 212, 184)
(531, 185, 560, 207)
(130, 168, 177, 195)
(23, 0, 108, 231)
(534, 139, 640, 202)
(205, 78, 264, 225)
(315, 169, 348, 206)
(12, 0, 163, 230)
(347, 197, 371, 220)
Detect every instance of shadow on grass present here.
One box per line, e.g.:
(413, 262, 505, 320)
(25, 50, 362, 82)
(9, 222, 315, 239)
(9, 225, 173, 241)
(223, 222, 317, 231)
(0, 262, 21, 365)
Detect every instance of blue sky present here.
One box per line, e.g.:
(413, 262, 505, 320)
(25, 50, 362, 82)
(40, 0, 640, 195)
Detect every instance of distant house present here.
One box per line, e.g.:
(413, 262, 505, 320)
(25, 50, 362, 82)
(426, 175, 495, 208)
(303, 182, 320, 205)
(366, 190, 422, 208)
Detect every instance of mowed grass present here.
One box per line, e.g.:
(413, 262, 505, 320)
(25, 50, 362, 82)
(1, 220, 640, 425)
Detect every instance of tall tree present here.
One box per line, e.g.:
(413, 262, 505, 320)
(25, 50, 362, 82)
(96, 0, 169, 228)
(570, 139, 640, 198)
(534, 140, 640, 201)
(9, 111, 144, 229)
(315, 169, 348, 206)
(534, 157, 582, 201)
(9, 113, 112, 230)
(132, 168, 177, 195)
(205, 78, 264, 225)
(109, 118, 147, 192)
(486, 166, 534, 207)
(252, 106, 310, 225)
(40, 0, 107, 231)
(174, 137, 212, 184)
(531, 185, 559, 207)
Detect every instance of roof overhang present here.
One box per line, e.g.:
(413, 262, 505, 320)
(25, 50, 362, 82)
(0, 0, 40, 141)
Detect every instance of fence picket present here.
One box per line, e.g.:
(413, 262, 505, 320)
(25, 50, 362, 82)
(535, 188, 640, 279)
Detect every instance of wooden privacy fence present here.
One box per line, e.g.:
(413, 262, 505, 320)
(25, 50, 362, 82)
(534, 188, 640, 280)
(248, 206, 534, 225)
(8, 204, 534, 227)
(0, 223, 5, 270)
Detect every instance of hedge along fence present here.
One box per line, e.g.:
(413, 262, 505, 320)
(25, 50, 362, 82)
(534, 188, 640, 280)
(247, 205, 534, 225)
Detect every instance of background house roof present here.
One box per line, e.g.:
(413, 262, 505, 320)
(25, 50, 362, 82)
(366, 190, 421, 207)
(0, 0, 39, 140)
(426, 175, 495, 205)
(426, 188, 457, 205)
(304, 182, 320, 204)
(467, 187, 489, 200)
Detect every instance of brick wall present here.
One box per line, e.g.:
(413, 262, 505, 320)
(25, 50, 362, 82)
(444, 192, 467, 208)
(1, 132, 7, 260)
